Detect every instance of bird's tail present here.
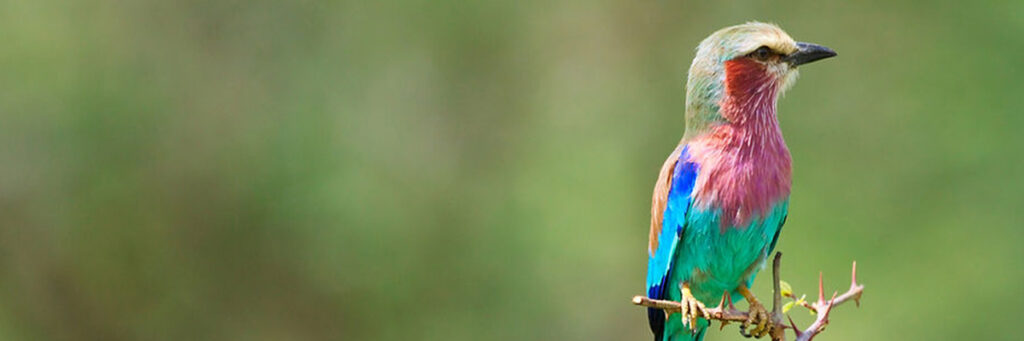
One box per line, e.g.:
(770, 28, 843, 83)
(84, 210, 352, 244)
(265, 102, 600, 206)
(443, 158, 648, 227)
(668, 327, 706, 341)
(659, 318, 707, 341)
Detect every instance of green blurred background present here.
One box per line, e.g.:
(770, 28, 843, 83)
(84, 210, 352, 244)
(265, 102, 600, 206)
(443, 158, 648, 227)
(2, 0, 1022, 340)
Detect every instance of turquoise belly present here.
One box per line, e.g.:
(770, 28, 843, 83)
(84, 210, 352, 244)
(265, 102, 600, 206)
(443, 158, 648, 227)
(661, 201, 788, 340)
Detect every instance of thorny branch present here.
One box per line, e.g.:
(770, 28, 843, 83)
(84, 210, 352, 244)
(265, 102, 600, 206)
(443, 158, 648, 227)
(631, 253, 864, 341)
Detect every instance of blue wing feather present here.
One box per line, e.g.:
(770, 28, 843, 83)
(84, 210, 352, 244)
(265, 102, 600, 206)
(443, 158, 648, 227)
(646, 146, 699, 340)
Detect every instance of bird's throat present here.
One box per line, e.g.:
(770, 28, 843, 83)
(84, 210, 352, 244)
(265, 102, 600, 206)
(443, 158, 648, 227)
(709, 58, 788, 158)
(721, 58, 781, 127)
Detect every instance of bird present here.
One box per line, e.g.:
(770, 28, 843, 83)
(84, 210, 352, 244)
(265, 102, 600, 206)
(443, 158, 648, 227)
(645, 22, 836, 341)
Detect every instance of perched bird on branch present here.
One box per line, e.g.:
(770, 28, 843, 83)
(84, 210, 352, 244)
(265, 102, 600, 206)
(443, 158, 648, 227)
(645, 22, 835, 341)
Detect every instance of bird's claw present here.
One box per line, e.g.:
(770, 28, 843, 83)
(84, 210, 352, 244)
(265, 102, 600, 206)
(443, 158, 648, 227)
(739, 300, 771, 338)
(678, 283, 709, 332)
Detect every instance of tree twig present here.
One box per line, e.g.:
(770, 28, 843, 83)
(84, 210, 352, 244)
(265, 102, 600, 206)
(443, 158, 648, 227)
(631, 253, 864, 341)
(768, 253, 785, 340)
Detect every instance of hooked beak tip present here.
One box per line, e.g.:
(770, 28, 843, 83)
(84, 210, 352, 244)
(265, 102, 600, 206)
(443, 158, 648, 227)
(785, 42, 836, 66)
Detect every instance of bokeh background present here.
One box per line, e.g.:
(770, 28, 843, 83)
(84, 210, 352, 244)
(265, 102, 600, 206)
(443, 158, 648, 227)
(2, 0, 1022, 340)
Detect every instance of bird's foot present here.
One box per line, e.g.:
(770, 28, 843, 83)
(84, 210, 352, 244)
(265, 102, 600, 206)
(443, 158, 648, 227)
(677, 282, 709, 332)
(738, 285, 771, 338)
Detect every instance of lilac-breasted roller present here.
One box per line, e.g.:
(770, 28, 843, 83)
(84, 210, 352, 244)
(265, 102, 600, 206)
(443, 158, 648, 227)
(645, 23, 836, 341)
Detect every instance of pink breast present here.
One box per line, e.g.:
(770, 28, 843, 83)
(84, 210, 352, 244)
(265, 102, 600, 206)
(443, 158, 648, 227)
(688, 129, 791, 230)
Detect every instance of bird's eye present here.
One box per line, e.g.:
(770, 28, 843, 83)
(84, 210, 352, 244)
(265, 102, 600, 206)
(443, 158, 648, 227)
(750, 46, 773, 61)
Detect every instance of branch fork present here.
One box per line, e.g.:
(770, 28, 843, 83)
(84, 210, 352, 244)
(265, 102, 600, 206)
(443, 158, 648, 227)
(631, 253, 864, 341)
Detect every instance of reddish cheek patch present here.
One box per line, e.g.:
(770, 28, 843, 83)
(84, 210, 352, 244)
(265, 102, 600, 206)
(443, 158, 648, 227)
(724, 58, 771, 100)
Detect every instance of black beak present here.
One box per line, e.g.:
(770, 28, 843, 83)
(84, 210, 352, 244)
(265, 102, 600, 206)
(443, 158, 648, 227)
(783, 42, 837, 66)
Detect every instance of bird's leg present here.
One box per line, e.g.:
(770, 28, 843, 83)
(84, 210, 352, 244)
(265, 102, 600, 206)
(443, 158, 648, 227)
(677, 282, 709, 332)
(737, 284, 771, 338)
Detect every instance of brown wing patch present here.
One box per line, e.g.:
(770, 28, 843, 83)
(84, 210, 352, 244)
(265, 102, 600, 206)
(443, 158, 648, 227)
(649, 146, 684, 255)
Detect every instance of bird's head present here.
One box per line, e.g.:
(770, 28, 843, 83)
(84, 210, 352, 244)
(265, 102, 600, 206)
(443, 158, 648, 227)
(684, 22, 836, 134)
